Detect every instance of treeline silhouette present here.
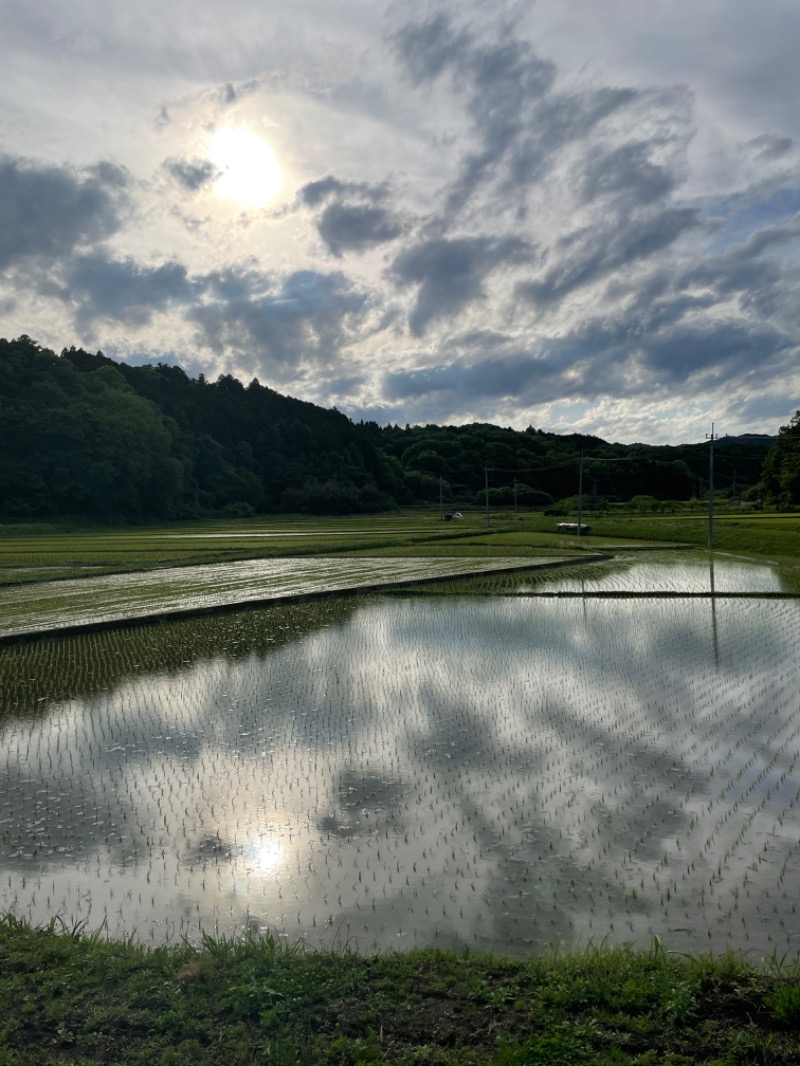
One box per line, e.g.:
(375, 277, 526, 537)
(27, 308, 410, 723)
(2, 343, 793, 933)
(0, 336, 785, 521)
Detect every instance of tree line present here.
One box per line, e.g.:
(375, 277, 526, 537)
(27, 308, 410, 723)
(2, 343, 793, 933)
(1, 336, 796, 522)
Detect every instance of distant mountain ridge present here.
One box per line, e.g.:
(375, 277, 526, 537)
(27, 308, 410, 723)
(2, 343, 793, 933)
(0, 335, 785, 520)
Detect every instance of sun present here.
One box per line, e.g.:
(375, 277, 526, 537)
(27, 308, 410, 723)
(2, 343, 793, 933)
(208, 127, 283, 208)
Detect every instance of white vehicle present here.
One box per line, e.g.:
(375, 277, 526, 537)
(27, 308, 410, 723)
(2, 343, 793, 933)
(557, 521, 590, 534)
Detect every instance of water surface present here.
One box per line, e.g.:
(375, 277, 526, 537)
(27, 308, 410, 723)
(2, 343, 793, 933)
(1, 554, 799, 959)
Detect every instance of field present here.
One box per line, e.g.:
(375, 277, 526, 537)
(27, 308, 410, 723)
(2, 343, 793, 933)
(0, 555, 592, 642)
(526, 511, 800, 565)
(2, 509, 798, 586)
(1, 513, 800, 1064)
(3, 561, 800, 960)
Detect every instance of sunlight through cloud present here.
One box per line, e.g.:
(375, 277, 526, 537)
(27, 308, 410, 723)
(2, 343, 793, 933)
(208, 127, 283, 208)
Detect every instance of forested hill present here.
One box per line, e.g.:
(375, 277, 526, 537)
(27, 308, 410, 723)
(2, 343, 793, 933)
(0, 336, 784, 521)
(0, 336, 403, 520)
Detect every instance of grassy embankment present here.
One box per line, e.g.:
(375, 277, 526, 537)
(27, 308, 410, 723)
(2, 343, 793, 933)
(3, 915, 800, 1065)
(2, 511, 799, 1063)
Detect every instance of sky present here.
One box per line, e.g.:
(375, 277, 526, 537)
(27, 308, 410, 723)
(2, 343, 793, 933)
(1, 0, 799, 444)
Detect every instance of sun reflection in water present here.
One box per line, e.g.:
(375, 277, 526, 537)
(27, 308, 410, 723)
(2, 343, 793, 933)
(248, 835, 283, 874)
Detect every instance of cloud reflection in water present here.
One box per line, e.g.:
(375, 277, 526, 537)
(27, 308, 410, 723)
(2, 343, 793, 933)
(0, 563, 799, 957)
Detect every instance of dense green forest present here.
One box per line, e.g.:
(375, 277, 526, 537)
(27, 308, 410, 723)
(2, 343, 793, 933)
(0, 335, 794, 521)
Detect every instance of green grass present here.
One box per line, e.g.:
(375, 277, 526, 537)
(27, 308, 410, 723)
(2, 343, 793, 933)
(502, 512, 800, 564)
(1, 916, 799, 1064)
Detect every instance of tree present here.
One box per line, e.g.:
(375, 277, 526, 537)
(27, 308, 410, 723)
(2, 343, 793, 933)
(760, 411, 800, 509)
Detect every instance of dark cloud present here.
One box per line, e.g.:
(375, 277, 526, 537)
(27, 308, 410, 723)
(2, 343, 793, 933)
(652, 215, 800, 326)
(749, 134, 794, 161)
(300, 176, 380, 207)
(499, 86, 643, 200)
(390, 9, 698, 262)
(0, 156, 129, 268)
(166, 157, 218, 191)
(392, 14, 559, 218)
(391, 235, 531, 335)
(65, 254, 195, 331)
(377, 323, 621, 423)
(322, 372, 366, 395)
(383, 354, 559, 403)
(389, 13, 472, 84)
(518, 207, 699, 308)
(299, 175, 402, 256)
(639, 318, 790, 383)
(381, 304, 793, 425)
(402, 19, 683, 222)
(317, 201, 402, 256)
(579, 141, 678, 206)
(662, 218, 800, 329)
(188, 268, 369, 370)
(391, 13, 555, 104)
(196, 263, 263, 302)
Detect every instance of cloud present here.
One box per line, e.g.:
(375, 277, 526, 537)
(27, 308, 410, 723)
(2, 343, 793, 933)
(518, 207, 700, 308)
(65, 254, 195, 331)
(391, 235, 531, 335)
(391, 12, 676, 228)
(638, 318, 790, 383)
(579, 141, 679, 206)
(2, 1, 800, 443)
(384, 353, 559, 403)
(316, 201, 403, 256)
(165, 157, 218, 191)
(0, 156, 129, 269)
(749, 134, 794, 161)
(299, 176, 378, 207)
(188, 268, 370, 374)
(298, 176, 403, 256)
(391, 12, 555, 103)
(378, 264, 798, 429)
(391, 14, 558, 218)
(498, 86, 646, 199)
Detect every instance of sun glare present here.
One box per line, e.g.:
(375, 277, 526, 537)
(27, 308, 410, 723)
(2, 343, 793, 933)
(208, 127, 283, 208)
(247, 836, 283, 874)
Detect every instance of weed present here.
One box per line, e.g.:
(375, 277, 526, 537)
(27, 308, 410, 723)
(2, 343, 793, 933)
(765, 983, 800, 1026)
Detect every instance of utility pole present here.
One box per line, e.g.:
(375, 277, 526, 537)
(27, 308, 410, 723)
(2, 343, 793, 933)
(513, 476, 518, 514)
(706, 423, 718, 549)
(485, 462, 490, 527)
(576, 450, 584, 535)
(439, 474, 443, 520)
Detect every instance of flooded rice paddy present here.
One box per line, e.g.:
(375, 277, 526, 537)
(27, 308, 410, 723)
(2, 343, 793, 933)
(2, 552, 800, 959)
(0, 555, 570, 641)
